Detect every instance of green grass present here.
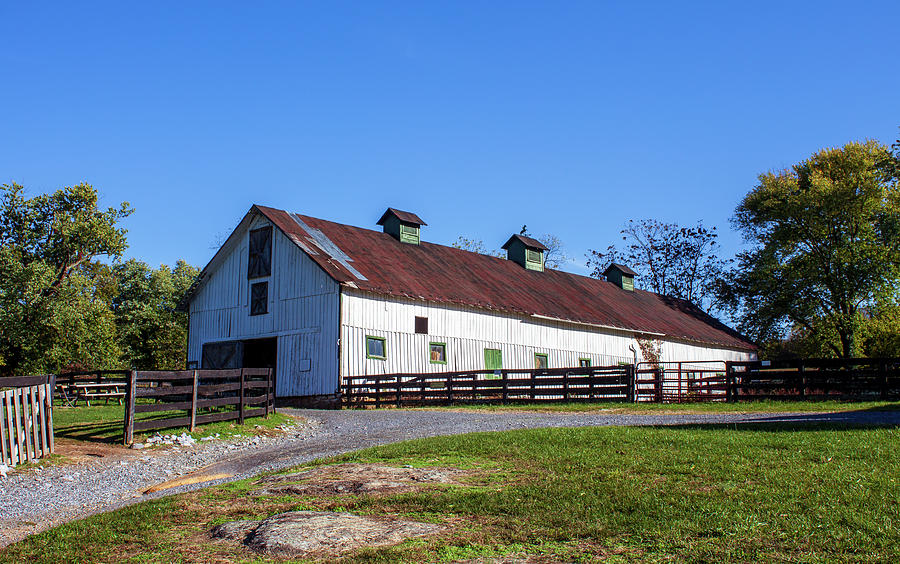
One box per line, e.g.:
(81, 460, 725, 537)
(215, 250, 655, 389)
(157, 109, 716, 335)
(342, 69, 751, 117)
(52, 401, 294, 444)
(414, 399, 900, 414)
(6, 421, 900, 563)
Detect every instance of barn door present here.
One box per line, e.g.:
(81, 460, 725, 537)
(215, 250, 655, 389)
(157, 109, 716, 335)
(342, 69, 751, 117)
(484, 348, 502, 371)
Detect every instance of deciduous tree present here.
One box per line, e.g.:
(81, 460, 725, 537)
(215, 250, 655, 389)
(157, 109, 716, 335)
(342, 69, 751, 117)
(719, 140, 900, 358)
(587, 219, 729, 313)
(0, 183, 132, 375)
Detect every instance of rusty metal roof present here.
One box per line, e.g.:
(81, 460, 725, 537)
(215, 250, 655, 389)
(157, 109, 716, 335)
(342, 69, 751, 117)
(376, 207, 427, 226)
(501, 234, 549, 251)
(254, 205, 755, 351)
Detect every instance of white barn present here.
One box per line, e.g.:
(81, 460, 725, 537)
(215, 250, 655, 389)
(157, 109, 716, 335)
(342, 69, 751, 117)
(182, 205, 757, 405)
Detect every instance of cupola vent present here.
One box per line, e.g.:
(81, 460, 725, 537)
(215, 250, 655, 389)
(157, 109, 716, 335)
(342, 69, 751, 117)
(502, 234, 548, 272)
(603, 263, 637, 291)
(377, 208, 426, 245)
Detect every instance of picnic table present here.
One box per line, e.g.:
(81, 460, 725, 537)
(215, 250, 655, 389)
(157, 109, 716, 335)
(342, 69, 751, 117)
(63, 382, 126, 407)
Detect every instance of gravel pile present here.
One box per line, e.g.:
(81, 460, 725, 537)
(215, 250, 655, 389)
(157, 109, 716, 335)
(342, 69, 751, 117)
(0, 419, 318, 547)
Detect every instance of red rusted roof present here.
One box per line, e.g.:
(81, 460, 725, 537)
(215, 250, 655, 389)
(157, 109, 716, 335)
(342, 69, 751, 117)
(376, 207, 427, 226)
(501, 234, 549, 251)
(256, 205, 756, 351)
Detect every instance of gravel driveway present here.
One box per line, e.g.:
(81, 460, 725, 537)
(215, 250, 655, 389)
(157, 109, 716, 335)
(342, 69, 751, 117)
(1, 407, 897, 548)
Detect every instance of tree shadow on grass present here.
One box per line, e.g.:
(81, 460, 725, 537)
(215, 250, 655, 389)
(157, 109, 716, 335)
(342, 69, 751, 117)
(655, 408, 900, 432)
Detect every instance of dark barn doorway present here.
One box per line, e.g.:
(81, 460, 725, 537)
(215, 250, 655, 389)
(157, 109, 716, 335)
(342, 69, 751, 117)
(242, 337, 277, 372)
(201, 337, 277, 374)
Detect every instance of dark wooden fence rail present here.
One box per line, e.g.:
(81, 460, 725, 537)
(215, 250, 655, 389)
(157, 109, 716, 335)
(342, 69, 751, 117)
(0, 375, 54, 467)
(123, 368, 274, 445)
(343, 365, 635, 408)
(726, 358, 900, 401)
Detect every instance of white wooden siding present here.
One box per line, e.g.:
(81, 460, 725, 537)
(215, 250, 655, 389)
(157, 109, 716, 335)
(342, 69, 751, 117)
(188, 215, 340, 397)
(340, 290, 755, 378)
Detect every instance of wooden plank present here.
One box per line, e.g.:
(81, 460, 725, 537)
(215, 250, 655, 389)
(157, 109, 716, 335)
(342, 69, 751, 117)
(29, 386, 40, 459)
(13, 388, 24, 465)
(133, 416, 193, 432)
(0, 375, 50, 388)
(124, 371, 136, 446)
(6, 390, 16, 465)
(239, 370, 245, 425)
(34, 385, 45, 457)
(136, 385, 196, 398)
(1, 391, 8, 466)
(40, 383, 52, 456)
(135, 401, 194, 413)
(190, 370, 198, 432)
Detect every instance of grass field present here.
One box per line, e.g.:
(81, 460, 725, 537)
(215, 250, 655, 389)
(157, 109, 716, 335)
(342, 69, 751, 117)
(418, 399, 900, 414)
(5, 420, 898, 563)
(52, 401, 294, 444)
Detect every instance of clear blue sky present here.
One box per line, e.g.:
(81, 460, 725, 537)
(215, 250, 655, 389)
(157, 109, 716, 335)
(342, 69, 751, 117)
(2, 2, 898, 274)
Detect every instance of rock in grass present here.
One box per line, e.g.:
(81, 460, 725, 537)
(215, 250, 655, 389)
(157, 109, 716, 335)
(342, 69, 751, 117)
(211, 511, 442, 557)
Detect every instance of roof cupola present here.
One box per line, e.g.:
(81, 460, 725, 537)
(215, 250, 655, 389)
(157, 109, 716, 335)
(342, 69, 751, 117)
(603, 263, 637, 291)
(377, 208, 426, 245)
(502, 234, 548, 272)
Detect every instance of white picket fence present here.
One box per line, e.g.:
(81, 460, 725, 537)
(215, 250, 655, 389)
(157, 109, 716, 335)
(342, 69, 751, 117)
(1, 379, 54, 467)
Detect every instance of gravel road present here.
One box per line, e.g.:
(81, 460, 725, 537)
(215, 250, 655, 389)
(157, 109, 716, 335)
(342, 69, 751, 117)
(1, 407, 897, 548)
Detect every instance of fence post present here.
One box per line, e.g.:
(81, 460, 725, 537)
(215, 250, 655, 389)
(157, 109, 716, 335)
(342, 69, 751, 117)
(655, 368, 663, 403)
(189, 370, 199, 432)
(265, 368, 271, 417)
(502, 371, 509, 404)
(880, 362, 888, 400)
(725, 362, 734, 403)
(446, 374, 453, 405)
(124, 370, 136, 446)
(798, 362, 806, 399)
(626, 365, 635, 403)
(396, 375, 402, 408)
(563, 371, 570, 401)
(239, 369, 246, 425)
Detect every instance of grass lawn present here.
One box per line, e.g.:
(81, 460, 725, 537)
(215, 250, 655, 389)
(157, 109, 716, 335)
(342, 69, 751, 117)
(416, 399, 900, 414)
(5, 421, 899, 563)
(52, 401, 294, 444)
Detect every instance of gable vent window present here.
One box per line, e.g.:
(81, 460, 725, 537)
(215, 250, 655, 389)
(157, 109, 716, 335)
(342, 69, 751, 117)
(399, 223, 420, 244)
(415, 316, 428, 334)
(525, 248, 542, 266)
(250, 282, 268, 315)
(248, 226, 272, 279)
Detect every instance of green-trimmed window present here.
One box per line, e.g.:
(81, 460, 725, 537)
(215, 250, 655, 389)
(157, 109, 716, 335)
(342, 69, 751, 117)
(366, 336, 386, 360)
(525, 248, 543, 271)
(578, 358, 591, 368)
(429, 342, 446, 364)
(534, 353, 549, 370)
(399, 223, 420, 244)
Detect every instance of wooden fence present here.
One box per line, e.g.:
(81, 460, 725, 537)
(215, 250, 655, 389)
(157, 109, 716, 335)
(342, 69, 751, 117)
(0, 375, 54, 467)
(343, 365, 635, 408)
(343, 357, 900, 407)
(123, 368, 275, 445)
(727, 358, 900, 400)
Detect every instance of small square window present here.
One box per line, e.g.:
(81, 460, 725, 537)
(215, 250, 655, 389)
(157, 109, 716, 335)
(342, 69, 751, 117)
(366, 336, 386, 360)
(534, 353, 549, 370)
(250, 282, 268, 315)
(526, 248, 542, 263)
(415, 316, 428, 334)
(579, 358, 591, 368)
(429, 342, 446, 364)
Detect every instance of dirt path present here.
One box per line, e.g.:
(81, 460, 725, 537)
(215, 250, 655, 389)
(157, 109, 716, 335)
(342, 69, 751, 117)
(2, 407, 897, 547)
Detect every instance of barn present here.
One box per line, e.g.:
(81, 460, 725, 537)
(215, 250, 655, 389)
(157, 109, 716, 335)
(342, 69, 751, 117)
(182, 205, 757, 404)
